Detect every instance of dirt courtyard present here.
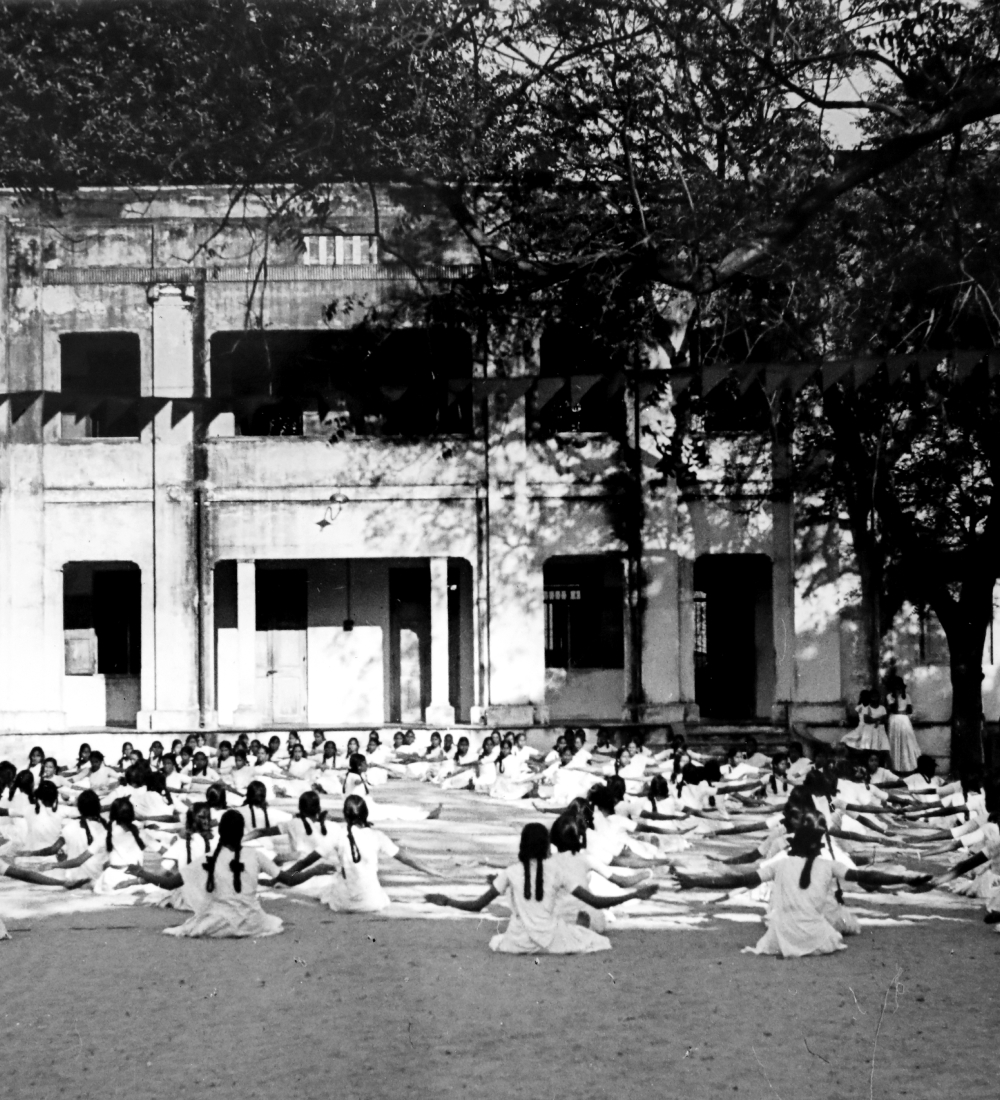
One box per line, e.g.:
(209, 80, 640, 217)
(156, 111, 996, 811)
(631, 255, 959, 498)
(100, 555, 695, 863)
(2, 784, 998, 1100)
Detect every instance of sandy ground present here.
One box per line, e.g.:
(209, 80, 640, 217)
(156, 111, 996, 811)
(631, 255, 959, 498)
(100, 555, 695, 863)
(2, 782, 998, 1100)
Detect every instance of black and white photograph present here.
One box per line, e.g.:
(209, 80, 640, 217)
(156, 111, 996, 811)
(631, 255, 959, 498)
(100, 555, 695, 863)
(0, 1, 998, 1097)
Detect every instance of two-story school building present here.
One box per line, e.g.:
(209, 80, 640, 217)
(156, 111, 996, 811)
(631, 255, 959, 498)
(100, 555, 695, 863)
(0, 186, 985, 758)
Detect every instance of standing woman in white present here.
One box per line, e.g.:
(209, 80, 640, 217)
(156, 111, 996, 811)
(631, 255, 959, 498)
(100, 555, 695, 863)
(885, 672, 920, 773)
(319, 795, 441, 912)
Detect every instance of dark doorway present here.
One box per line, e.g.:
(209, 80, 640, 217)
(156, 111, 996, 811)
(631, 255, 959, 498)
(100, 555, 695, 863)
(389, 566, 430, 722)
(63, 562, 141, 726)
(693, 554, 774, 720)
(255, 566, 308, 724)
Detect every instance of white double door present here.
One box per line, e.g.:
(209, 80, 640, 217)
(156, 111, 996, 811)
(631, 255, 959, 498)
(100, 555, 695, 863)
(255, 629, 307, 724)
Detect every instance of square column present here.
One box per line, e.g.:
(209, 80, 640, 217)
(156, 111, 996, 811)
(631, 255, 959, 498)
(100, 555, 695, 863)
(137, 284, 199, 731)
(425, 556, 455, 724)
(233, 560, 258, 725)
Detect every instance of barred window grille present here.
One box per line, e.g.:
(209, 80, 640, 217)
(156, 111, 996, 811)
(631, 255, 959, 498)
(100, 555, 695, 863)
(544, 586, 582, 667)
(303, 234, 379, 265)
(694, 589, 709, 669)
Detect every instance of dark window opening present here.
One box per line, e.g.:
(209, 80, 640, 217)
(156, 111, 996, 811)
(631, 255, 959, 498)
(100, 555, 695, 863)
(210, 328, 473, 438)
(63, 562, 141, 676)
(543, 556, 624, 669)
(60, 333, 141, 438)
(530, 326, 624, 436)
(256, 567, 308, 631)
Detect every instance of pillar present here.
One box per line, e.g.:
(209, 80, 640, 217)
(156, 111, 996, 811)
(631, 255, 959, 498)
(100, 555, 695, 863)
(137, 284, 200, 731)
(771, 406, 796, 724)
(425, 556, 455, 724)
(233, 559, 258, 725)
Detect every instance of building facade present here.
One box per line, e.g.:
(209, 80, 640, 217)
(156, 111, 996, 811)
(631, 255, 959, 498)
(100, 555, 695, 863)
(0, 186, 988, 751)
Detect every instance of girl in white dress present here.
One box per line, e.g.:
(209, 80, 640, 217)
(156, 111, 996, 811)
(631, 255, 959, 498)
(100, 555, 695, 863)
(0, 781, 66, 857)
(885, 673, 920, 773)
(342, 754, 441, 822)
(842, 689, 890, 755)
(435, 739, 478, 789)
(426, 822, 657, 954)
(142, 810, 326, 939)
(91, 797, 162, 894)
(318, 795, 440, 912)
(741, 819, 930, 957)
(129, 803, 215, 910)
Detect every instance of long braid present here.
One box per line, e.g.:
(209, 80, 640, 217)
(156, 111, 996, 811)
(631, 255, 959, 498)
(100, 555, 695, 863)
(301, 812, 313, 836)
(186, 835, 192, 864)
(263, 805, 270, 829)
(249, 804, 258, 829)
(318, 810, 327, 836)
(204, 837, 225, 893)
(522, 856, 532, 900)
(535, 858, 544, 901)
(347, 821, 361, 863)
(826, 834, 844, 903)
(798, 854, 817, 890)
(230, 840, 244, 893)
(127, 822, 146, 851)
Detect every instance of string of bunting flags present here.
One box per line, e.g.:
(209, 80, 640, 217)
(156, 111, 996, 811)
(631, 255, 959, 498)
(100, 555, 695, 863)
(0, 349, 995, 422)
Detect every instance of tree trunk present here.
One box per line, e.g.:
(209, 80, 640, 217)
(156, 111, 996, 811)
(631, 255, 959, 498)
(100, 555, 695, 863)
(942, 627, 987, 777)
(854, 535, 885, 690)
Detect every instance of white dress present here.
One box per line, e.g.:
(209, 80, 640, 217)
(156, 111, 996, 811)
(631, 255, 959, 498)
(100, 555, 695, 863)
(163, 847, 284, 938)
(488, 859, 611, 954)
(151, 833, 211, 911)
(843, 705, 890, 752)
(319, 826, 398, 912)
(744, 856, 849, 957)
(886, 692, 920, 773)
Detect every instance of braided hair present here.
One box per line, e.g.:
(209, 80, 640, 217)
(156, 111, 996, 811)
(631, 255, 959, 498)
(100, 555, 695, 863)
(205, 810, 246, 894)
(183, 802, 212, 864)
(345, 753, 370, 795)
(33, 780, 58, 814)
(343, 794, 371, 863)
(518, 823, 550, 901)
(243, 781, 271, 829)
(76, 790, 106, 845)
(549, 814, 583, 854)
(106, 797, 145, 854)
(297, 791, 327, 837)
(769, 754, 789, 795)
(788, 819, 825, 890)
(647, 774, 669, 815)
(146, 771, 173, 806)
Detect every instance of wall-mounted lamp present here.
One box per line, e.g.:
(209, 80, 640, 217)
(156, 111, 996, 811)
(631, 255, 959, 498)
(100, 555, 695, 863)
(317, 492, 350, 530)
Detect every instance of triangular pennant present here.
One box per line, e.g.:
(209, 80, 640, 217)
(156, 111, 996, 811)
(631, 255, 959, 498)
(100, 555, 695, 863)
(763, 366, 787, 395)
(637, 379, 662, 400)
(700, 365, 730, 396)
(853, 358, 880, 387)
(915, 351, 943, 380)
(733, 363, 763, 393)
(137, 397, 169, 429)
(471, 378, 506, 400)
(788, 365, 817, 394)
(570, 375, 602, 405)
(170, 399, 196, 426)
(669, 371, 694, 395)
(953, 350, 983, 380)
(605, 372, 627, 396)
(885, 355, 911, 384)
(532, 377, 565, 409)
(380, 385, 408, 402)
(821, 359, 853, 389)
(503, 378, 534, 402)
(9, 391, 42, 420)
(42, 392, 66, 422)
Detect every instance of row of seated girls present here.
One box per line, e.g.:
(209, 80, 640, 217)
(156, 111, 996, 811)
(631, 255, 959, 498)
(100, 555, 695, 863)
(3, 726, 1000, 955)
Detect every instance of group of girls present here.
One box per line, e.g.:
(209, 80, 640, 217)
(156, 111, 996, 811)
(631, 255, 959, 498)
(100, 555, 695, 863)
(5, 724, 1000, 956)
(842, 673, 921, 774)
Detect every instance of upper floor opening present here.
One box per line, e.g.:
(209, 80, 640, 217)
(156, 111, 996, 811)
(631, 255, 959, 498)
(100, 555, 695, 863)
(209, 327, 474, 438)
(59, 332, 141, 439)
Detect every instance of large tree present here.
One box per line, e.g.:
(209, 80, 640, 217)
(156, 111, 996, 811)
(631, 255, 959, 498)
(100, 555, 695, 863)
(4, 0, 1000, 759)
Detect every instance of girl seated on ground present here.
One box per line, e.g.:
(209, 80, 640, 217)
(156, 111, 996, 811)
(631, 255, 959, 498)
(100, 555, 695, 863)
(130, 810, 328, 939)
(305, 794, 440, 912)
(425, 821, 658, 954)
(130, 803, 215, 910)
(729, 816, 930, 957)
